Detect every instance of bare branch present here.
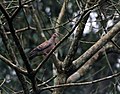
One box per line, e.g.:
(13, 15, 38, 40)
(40, 72, 120, 92)
(73, 21, 120, 69)
(0, 79, 5, 87)
(0, 54, 27, 75)
(63, 30, 120, 83)
(6, 26, 36, 35)
(11, 0, 36, 21)
(0, 19, 29, 94)
(63, 0, 96, 71)
(0, 3, 33, 73)
(0, 4, 10, 21)
(55, 0, 68, 33)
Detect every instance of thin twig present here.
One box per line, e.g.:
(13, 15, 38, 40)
(39, 75, 57, 87)
(0, 54, 27, 75)
(6, 26, 36, 35)
(0, 79, 6, 87)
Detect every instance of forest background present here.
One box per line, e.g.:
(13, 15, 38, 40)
(0, 0, 120, 94)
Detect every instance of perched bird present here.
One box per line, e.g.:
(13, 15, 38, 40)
(28, 33, 58, 60)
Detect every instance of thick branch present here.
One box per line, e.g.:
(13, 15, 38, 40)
(63, 2, 93, 71)
(67, 43, 118, 82)
(73, 21, 120, 70)
(55, 0, 68, 33)
(63, 0, 101, 74)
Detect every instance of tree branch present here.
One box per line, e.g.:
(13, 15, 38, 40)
(6, 26, 36, 35)
(0, 3, 33, 73)
(0, 19, 29, 94)
(55, 0, 68, 33)
(0, 54, 27, 75)
(63, 0, 98, 71)
(67, 42, 120, 83)
(40, 71, 120, 92)
(72, 21, 120, 71)
(0, 3, 38, 93)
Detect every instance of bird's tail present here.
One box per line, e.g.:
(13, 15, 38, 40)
(28, 49, 39, 60)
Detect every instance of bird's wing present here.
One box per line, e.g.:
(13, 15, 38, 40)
(28, 40, 52, 60)
(36, 40, 52, 51)
(28, 48, 39, 60)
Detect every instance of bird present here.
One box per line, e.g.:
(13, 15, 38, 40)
(28, 33, 58, 60)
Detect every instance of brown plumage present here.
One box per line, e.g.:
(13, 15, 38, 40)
(28, 33, 58, 60)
